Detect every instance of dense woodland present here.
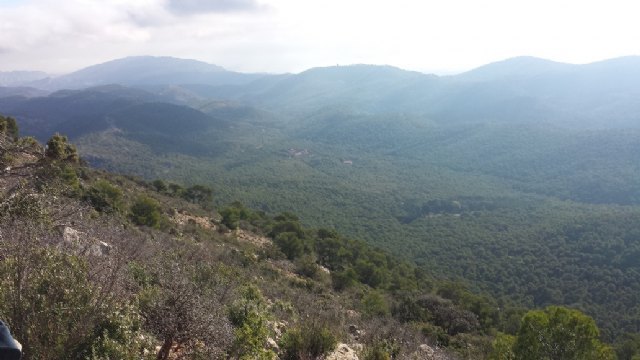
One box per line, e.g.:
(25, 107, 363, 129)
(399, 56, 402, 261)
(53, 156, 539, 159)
(2, 115, 635, 359)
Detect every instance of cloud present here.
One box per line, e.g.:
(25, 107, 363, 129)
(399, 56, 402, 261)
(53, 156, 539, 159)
(166, 0, 264, 15)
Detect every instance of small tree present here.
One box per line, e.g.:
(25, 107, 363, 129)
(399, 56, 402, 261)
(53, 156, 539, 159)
(140, 262, 233, 360)
(274, 232, 305, 260)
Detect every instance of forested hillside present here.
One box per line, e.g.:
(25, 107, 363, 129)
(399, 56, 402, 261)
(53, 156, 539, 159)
(2, 55, 640, 358)
(5, 116, 625, 359)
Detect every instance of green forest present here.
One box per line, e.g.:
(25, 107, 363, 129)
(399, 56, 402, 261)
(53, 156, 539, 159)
(1, 119, 634, 359)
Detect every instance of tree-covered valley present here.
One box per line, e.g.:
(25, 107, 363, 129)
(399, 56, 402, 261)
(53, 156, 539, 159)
(3, 55, 640, 358)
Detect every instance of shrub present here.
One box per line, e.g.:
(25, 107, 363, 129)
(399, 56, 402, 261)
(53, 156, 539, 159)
(361, 290, 390, 318)
(228, 286, 275, 360)
(0, 115, 19, 140)
(45, 133, 79, 163)
(84, 180, 124, 213)
(130, 196, 162, 228)
(331, 268, 358, 291)
(279, 323, 337, 360)
(274, 232, 305, 260)
(362, 341, 400, 360)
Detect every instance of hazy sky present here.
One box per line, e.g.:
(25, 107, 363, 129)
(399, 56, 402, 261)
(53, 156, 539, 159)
(1, 0, 639, 74)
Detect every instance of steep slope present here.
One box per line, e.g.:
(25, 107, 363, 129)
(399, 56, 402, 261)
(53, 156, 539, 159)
(0, 126, 472, 360)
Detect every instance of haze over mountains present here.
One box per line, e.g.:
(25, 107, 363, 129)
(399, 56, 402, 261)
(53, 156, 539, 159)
(5, 55, 640, 129)
(3, 54, 640, 340)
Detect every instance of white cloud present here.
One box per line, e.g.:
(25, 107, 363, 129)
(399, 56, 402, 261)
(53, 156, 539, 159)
(0, 0, 639, 74)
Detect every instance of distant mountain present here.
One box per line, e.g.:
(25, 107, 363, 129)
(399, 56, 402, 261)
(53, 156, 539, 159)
(0, 85, 225, 149)
(11, 55, 640, 129)
(455, 56, 577, 81)
(0, 71, 49, 86)
(30, 56, 272, 90)
(212, 56, 640, 128)
(191, 64, 438, 114)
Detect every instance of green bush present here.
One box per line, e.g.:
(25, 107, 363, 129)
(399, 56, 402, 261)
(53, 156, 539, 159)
(228, 286, 275, 360)
(84, 180, 123, 213)
(331, 268, 358, 291)
(220, 202, 252, 230)
(362, 340, 400, 360)
(513, 306, 615, 360)
(274, 232, 305, 260)
(130, 196, 162, 228)
(361, 290, 390, 318)
(279, 323, 337, 360)
(45, 133, 78, 163)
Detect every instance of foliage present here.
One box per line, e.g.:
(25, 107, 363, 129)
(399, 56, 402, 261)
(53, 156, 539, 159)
(487, 333, 516, 360)
(182, 184, 213, 207)
(616, 333, 640, 360)
(279, 323, 337, 360)
(84, 179, 124, 213)
(228, 285, 276, 360)
(0, 114, 19, 140)
(129, 195, 162, 228)
(0, 235, 147, 360)
(274, 232, 305, 260)
(151, 179, 168, 193)
(361, 340, 400, 360)
(45, 133, 78, 162)
(139, 261, 233, 360)
(511, 306, 615, 360)
(361, 290, 390, 318)
(75, 303, 154, 360)
(220, 202, 253, 230)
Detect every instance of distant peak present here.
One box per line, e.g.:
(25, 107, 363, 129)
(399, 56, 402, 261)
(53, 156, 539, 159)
(457, 56, 575, 81)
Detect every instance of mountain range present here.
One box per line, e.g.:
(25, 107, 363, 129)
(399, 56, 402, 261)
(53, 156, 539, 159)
(3, 54, 640, 342)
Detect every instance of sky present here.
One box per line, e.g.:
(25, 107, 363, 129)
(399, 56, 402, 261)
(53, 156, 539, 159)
(0, 0, 639, 75)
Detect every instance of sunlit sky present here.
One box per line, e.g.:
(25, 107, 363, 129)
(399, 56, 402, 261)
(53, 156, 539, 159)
(1, 0, 639, 75)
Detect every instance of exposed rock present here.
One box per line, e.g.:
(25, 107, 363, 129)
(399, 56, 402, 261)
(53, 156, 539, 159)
(268, 320, 288, 339)
(266, 337, 279, 351)
(409, 344, 451, 360)
(89, 241, 112, 257)
(325, 343, 359, 360)
(345, 310, 360, 319)
(171, 211, 216, 230)
(233, 229, 272, 247)
(62, 226, 81, 244)
(56, 226, 112, 257)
